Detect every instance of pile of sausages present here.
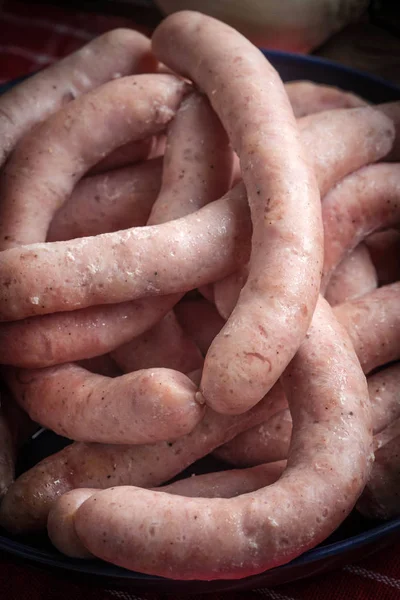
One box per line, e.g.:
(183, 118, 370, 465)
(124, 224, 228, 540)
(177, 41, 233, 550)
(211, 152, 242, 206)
(0, 10, 399, 581)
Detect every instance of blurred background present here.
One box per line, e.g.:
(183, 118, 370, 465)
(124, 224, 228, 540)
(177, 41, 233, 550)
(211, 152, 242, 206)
(0, 0, 399, 85)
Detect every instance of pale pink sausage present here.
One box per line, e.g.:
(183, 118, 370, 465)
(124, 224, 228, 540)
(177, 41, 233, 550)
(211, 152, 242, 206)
(152, 10, 323, 414)
(3, 365, 203, 444)
(48, 461, 286, 558)
(214, 408, 292, 466)
(48, 158, 162, 241)
(0, 295, 179, 368)
(365, 229, 400, 286)
(333, 283, 400, 374)
(47, 489, 96, 558)
(214, 362, 400, 467)
(72, 296, 372, 579)
(0, 74, 189, 249)
(325, 244, 377, 306)
(174, 298, 225, 355)
(322, 163, 400, 291)
(0, 383, 286, 533)
(284, 80, 367, 118)
(111, 311, 203, 374)
(357, 434, 400, 520)
(87, 138, 154, 176)
(215, 105, 394, 320)
(147, 91, 233, 225)
(0, 183, 250, 322)
(0, 29, 156, 167)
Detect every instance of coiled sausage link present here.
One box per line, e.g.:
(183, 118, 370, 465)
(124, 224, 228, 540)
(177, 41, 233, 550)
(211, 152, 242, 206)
(70, 297, 372, 579)
(153, 10, 323, 414)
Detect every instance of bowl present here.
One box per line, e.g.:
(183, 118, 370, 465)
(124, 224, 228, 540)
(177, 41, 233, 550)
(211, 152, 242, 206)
(0, 49, 400, 594)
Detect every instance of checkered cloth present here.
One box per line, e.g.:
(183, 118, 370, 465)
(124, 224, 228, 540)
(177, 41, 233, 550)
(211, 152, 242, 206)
(0, 1, 399, 598)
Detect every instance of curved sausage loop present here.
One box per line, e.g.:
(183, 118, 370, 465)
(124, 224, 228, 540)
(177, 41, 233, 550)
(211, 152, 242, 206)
(72, 297, 372, 580)
(153, 11, 323, 414)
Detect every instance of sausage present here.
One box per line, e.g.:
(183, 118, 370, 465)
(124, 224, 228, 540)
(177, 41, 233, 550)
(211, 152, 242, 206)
(214, 362, 400, 467)
(322, 163, 400, 291)
(365, 229, 400, 286)
(48, 461, 287, 558)
(214, 105, 394, 320)
(333, 282, 400, 374)
(324, 243, 377, 306)
(174, 298, 225, 355)
(373, 418, 400, 452)
(0, 74, 189, 250)
(48, 158, 162, 241)
(0, 383, 286, 533)
(147, 91, 233, 225)
(0, 183, 251, 322)
(87, 138, 155, 176)
(71, 296, 372, 579)
(111, 311, 203, 374)
(284, 80, 367, 118)
(47, 489, 96, 558)
(153, 10, 323, 414)
(214, 408, 292, 466)
(0, 29, 156, 167)
(0, 295, 179, 368)
(357, 434, 400, 520)
(3, 365, 203, 445)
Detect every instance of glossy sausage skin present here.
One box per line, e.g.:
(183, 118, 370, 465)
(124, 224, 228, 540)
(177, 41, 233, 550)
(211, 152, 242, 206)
(0, 183, 251, 322)
(48, 461, 287, 558)
(71, 297, 372, 579)
(0, 29, 156, 167)
(153, 10, 323, 414)
(3, 365, 204, 444)
(0, 295, 179, 368)
(214, 362, 400, 467)
(322, 163, 400, 292)
(0, 74, 188, 249)
(0, 384, 286, 533)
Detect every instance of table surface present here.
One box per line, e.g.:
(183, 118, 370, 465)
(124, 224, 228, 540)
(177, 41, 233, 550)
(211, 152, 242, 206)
(0, 1, 400, 598)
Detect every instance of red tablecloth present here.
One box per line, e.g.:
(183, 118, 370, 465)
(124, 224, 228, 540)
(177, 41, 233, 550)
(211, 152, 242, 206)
(0, 2, 399, 598)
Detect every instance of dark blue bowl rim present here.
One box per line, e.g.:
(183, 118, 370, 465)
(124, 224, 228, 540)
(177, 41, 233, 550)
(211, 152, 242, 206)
(0, 48, 400, 586)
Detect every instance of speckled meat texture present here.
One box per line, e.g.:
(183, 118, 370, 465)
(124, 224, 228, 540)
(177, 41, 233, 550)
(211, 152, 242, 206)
(2, 364, 204, 444)
(322, 163, 400, 291)
(214, 104, 394, 320)
(147, 90, 233, 225)
(333, 282, 400, 374)
(0, 183, 251, 321)
(48, 158, 163, 241)
(0, 73, 189, 249)
(0, 28, 157, 168)
(285, 80, 367, 118)
(152, 10, 323, 415)
(0, 295, 180, 368)
(325, 243, 377, 306)
(214, 362, 400, 467)
(357, 434, 400, 520)
(47, 461, 287, 558)
(111, 311, 203, 374)
(0, 383, 286, 534)
(70, 297, 372, 580)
